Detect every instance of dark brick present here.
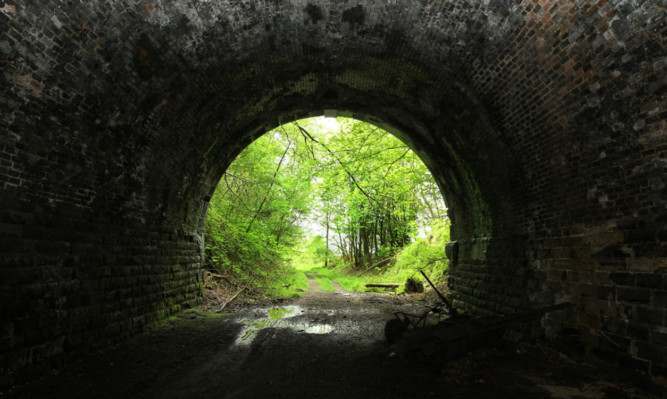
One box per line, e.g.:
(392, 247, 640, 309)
(617, 354, 651, 374)
(655, 291, 667, 307)
(618, 287, 651, 304)
(636, 306, 664, 326)
(636, 273, 662, 289)
(637, 342, 663, 363)
(597, 286, 616, 300)
(627, 324, 650, 341)
(610, 272, 635, 286)
(600, 332, 631, 351)
(592, 347, 618, 364)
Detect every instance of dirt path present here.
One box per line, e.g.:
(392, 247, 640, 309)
(5, 275, 663, 398)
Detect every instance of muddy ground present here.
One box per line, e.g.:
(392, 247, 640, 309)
(4, 275, 664, 398)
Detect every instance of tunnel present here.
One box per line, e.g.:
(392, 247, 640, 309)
(1, 0, 665, 387)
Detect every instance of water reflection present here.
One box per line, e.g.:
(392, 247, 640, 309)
(235, 306, 334, 345)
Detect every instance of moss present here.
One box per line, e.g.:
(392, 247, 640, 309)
(334, 56, 435, 100)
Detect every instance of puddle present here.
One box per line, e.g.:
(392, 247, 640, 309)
(268, 307, 294, 320)
(300, 324, 334, 334)
(235, 306, 334, 345)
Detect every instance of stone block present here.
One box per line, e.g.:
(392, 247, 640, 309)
(637, 342, 663, 363)
(636, 273, 662, 289)
(654, 291, 667, 307)
(597, 286, 616, 300)
(592, 271, 610, 285)
(617, 354, 651, 374)
(617, 287, 651, 304)
(636, 306, 665, 326)
(628, 258, 655, 272)
(610, 272, 635, 286)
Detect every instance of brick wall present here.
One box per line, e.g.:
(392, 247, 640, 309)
(1, 0, 664, 385)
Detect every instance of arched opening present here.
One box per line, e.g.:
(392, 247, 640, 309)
(182, 100, 533, 319)
(202, 116, 452, 302)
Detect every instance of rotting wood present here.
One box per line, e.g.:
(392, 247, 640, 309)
(215, 288, 244, 313)
(365, 283, 402, 288)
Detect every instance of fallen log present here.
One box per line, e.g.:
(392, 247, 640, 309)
(365, 283, 402, 288)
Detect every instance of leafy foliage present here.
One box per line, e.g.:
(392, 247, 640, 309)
(306, 219, 451, 293)
(204, 117, 449, 297)
(204, 127, 315, 296)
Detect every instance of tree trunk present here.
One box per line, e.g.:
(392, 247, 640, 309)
(324, 210, 330, 268)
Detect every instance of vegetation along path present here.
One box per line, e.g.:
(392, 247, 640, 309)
(5, 275, 660, 399)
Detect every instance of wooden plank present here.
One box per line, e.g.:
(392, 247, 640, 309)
(365, 283, 402, 288)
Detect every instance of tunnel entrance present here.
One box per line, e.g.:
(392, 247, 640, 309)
(1, 0, 664, 389)
(201, 116, 451, 307)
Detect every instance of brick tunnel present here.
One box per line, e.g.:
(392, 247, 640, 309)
(1, 0, 665, 387)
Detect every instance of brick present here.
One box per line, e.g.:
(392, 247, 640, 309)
(628, 258, 655, 272)
(592, 271, 610, 285)
(636, 306, 664, 326)
(627, 323, 651, 341)
(610, 272, 635, 286)
(598, 286, 616, 300)
(617, 354, 651, 374)
(636, 273, 662, 289)
(655, 291, 667, 307)
(618, 287, 651, 304)
(637, 342, 663, 363)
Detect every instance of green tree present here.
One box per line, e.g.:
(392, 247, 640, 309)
(204, 117, 448, 295)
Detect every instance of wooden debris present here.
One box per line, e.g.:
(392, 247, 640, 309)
(214, 288, 244, 313)
(387, 302, 574, 363)
(365, 283, 402, 288)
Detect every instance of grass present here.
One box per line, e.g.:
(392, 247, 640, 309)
(310, 266, 367, 292)
(268, 220, 450, 297)
(310, 273, 335, 291)
(264, 268, 310, 298)
(307, 257, 447, 295)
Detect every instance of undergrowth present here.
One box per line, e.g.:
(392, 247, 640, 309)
(297, 220, 450, 293)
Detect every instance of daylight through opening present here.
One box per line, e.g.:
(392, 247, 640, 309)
(203, 117, 450, 304)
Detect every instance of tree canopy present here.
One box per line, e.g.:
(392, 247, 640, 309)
(204, 117, 448, 295)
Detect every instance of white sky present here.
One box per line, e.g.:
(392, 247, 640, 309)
(317, 116, 341, 132)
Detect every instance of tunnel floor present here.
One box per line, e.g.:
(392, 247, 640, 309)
(5, 277, 662, 398)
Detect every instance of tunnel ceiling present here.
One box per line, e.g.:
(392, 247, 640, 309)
(1, 0, 665, 386)
(2, 0, 662, 239)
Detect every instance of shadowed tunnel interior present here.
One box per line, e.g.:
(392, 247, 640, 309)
(0, 0, 665, 387)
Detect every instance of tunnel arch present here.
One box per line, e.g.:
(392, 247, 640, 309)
(199, 107, 504, 255)
(1, 0, 664, 386)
